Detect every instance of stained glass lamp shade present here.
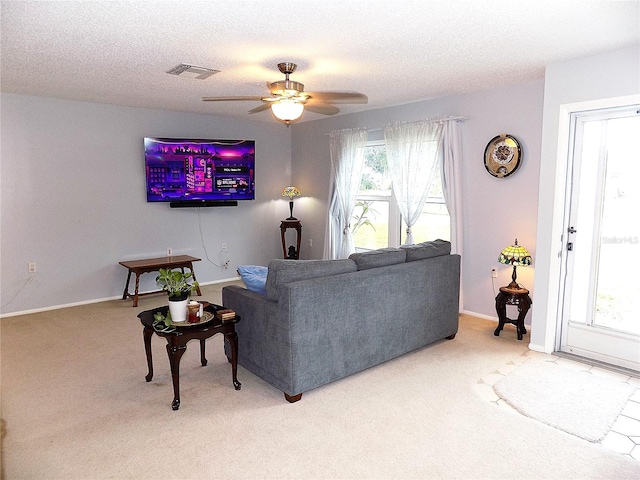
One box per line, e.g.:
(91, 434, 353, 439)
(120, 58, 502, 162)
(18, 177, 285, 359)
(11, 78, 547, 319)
(498, 238, 532, 289)
(282, 186, 301, 220)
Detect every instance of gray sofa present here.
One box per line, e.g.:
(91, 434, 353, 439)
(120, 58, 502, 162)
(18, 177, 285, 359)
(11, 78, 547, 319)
(222, 240, 461, 402)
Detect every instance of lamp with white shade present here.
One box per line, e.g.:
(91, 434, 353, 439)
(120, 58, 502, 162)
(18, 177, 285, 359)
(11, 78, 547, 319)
(271, 100, 304, 125)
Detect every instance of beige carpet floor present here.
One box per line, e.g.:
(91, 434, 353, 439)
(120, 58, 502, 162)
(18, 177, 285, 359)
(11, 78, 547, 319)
(2, 281, 639, 479)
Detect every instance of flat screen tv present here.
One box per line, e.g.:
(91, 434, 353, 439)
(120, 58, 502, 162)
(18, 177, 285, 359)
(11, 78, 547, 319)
(144, 137, 255, 207)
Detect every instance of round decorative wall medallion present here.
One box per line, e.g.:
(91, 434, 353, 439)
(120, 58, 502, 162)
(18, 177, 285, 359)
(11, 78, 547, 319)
(484, 134, 522, 178)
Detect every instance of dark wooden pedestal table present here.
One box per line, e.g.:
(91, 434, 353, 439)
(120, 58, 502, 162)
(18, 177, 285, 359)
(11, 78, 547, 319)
(280, 219, 302, 259)
(494, 286, 532, 341)
(138, 303, 241, 410)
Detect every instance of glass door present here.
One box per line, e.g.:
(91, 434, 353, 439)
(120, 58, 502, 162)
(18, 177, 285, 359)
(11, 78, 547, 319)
(559, 106, 640, 371)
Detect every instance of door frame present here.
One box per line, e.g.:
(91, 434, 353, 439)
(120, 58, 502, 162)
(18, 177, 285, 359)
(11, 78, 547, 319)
(533, 94, 640, 358)
(557, 106, 640, 370)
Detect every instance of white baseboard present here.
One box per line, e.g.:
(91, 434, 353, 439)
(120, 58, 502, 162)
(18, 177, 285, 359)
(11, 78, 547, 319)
(1, 295, 123, 318)
(0, 277, 240, 319)
(464, 309, 540, 345)
(462, 309, 535, 328)
(462, 310, 498, 322)
(528, 342, 547, 353)
(463, 310, 544, 352)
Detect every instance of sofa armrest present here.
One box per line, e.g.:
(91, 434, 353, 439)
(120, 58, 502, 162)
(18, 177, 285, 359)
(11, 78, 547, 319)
(222, 284, 280, 325)
(221, 284, 294, 394)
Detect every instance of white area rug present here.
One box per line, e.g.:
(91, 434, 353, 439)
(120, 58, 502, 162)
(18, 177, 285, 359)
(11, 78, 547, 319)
(494, 360, 636, 442)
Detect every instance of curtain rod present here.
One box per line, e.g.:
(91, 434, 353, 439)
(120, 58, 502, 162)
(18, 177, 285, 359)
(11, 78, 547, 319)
(324, 116, 469, 135)
(374, 115, 469, 131)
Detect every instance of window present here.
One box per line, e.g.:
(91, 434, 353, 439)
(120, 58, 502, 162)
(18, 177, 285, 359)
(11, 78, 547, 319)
(400, 165, 450, 245)
(351, 142, 450, 251)
(351, 143, 398, 250)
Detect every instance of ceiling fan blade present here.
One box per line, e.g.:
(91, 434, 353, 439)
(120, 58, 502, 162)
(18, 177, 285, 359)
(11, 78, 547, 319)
(304, 100, 340, 116)
(202, 96, 264, 102)
(201, 64, 368, 123)
(248, 103, 271, 114)
(306, 92, 368, 104)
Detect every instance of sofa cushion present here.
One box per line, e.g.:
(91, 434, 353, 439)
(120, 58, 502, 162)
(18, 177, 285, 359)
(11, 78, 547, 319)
(237, 265, 268, 295)
(265, 259, 357, 301)
(349, 247, 406, 270)
(400, 239, 451, 262)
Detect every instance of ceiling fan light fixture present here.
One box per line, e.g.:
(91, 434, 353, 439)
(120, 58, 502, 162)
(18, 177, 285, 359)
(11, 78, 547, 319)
(271, 100, 304, 124)
(270, 80, 304, 96)
(201, 62, 367, 124)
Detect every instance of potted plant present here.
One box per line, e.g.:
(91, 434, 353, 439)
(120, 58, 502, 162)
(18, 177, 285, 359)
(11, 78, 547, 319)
(156, 268, 199, 323)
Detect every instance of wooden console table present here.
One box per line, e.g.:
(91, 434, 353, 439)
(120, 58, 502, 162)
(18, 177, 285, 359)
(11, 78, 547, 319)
(119, 255, 202, 307)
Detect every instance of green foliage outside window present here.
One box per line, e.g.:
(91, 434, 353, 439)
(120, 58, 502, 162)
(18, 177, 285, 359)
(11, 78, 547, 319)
(352, 143, 450, 250)
(351, 200, 378, 235)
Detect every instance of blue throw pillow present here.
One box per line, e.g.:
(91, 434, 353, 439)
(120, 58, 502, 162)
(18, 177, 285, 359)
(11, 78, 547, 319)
(237, 265, 268, 295)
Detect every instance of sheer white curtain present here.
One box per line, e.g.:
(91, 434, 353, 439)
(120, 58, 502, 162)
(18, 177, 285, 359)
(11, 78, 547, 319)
(441, 119, 464, 311)
(323, 128, 367, 259)
(441, 119, 464, 255)
(384, 119, 445, 245)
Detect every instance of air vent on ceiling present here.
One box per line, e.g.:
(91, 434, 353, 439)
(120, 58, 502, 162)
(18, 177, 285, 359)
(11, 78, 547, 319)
(166, 64, 220, 80)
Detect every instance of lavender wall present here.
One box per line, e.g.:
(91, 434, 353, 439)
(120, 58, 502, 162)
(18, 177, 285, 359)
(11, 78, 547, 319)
(6, 46, 633, 323)
(1, 94, 290, 315)
(291, 80, 544, 320)
(531, 45, 640, 352)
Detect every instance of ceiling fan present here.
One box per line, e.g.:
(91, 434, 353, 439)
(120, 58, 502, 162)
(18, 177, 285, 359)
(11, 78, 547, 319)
(202, 62, 368, 125)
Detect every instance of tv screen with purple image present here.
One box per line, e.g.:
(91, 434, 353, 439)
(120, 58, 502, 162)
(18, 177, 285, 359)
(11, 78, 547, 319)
(144, 137, 255, 204)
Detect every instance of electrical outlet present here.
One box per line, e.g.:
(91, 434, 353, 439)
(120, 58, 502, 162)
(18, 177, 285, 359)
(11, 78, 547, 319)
(28, 262, 36, 273)
(491, 268, 497, 278)
(220, 250, 230, 269)
(221, 243, 227, 251)
(308, 238, 313, 248)
(167, 247, 173, 257)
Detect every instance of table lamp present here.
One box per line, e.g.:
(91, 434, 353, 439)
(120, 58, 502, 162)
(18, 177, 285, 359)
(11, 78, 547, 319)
(498, 238, 532, 290)
(282, 186, 301, 220)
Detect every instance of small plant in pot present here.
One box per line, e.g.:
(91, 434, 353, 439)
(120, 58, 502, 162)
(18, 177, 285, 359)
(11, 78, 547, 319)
(156, 268, 199, 323)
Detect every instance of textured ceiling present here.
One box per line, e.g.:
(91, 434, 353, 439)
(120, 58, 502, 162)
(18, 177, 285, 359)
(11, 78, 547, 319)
(1, 0, 639, 123)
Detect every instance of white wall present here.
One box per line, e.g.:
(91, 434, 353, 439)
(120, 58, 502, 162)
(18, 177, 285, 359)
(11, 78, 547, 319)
(291, 80, 544, 320)
(0, 94, 291, 315)
(531, 45, 640, 352)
